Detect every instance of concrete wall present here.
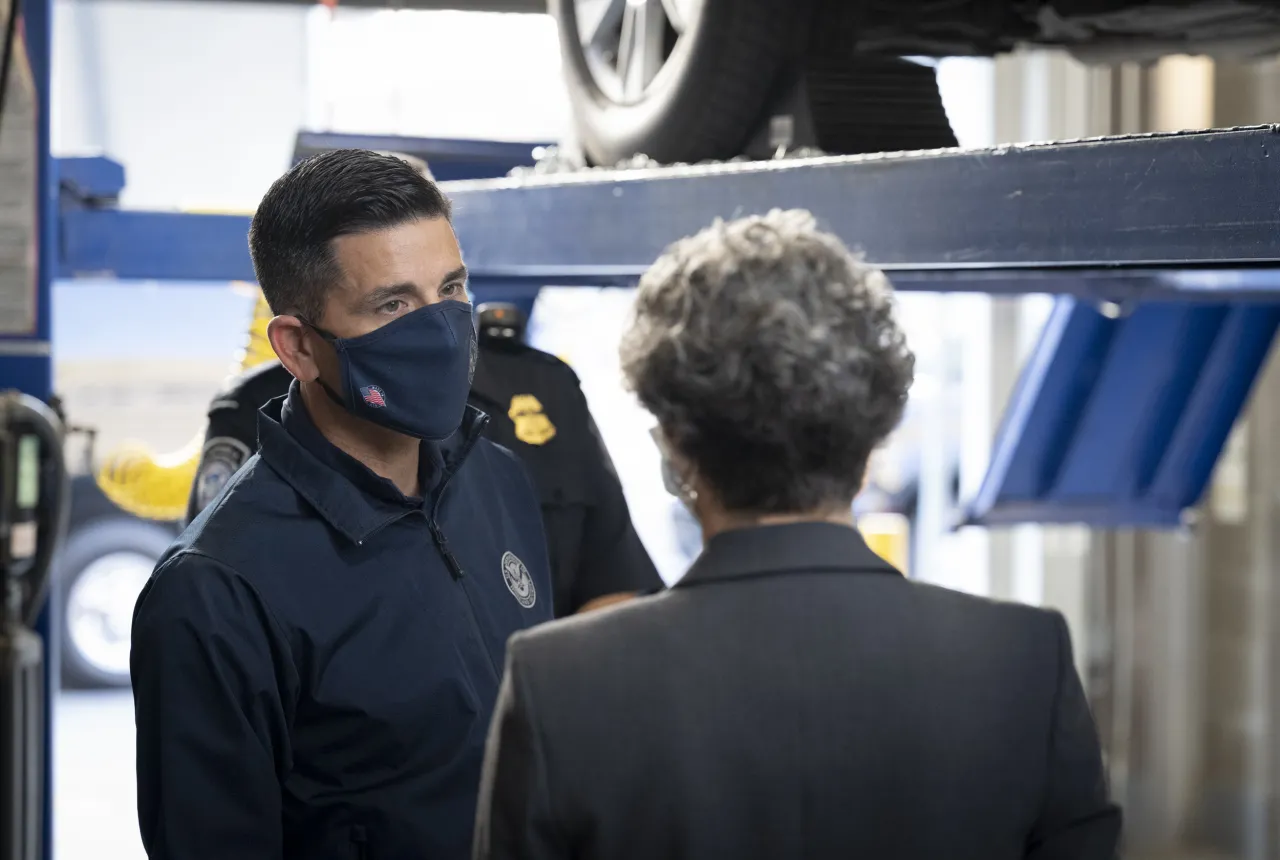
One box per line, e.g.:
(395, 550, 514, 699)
(52, 0, 309, 210)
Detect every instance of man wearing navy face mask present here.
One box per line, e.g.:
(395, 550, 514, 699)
(129, 149, 554, 860)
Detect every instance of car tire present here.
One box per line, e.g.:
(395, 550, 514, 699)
(56, 517, 171, 689)
(551, 0, 811, 166)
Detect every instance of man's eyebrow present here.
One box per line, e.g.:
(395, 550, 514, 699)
(361, 282, 419, 309)
(440, 265, 468, 290)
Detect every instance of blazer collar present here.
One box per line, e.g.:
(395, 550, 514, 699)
(676, 521, 901, 588)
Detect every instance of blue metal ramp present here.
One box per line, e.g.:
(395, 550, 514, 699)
(966, 297, 1280, 527)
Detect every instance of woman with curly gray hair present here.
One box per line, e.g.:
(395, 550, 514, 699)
(474, 212, 1120, 860)
(623, 208, 914, 528)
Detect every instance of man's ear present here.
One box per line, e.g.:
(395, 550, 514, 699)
(267, 316, 319, 382)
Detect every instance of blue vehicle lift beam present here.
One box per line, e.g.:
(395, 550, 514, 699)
(61, 128, 1280, 299)
(291, 131, 553, 182)
(443, 125, 1280, 296)
(56, 133, 554, 317)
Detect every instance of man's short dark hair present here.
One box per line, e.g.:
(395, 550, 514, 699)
(248, 149, 453, 321)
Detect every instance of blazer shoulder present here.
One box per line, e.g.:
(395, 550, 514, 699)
(905, 579, 1066, 661)
(508, 590, 665, 661)
(907, 577, 1058, 619)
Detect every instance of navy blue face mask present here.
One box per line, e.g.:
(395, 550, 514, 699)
(306, 300, 478, 441)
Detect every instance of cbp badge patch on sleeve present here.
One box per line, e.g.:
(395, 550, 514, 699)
(194, 437, 252, 511)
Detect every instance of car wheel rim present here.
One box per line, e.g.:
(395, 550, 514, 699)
(65, 551, 154, 679)
(574, 0, 703, 106)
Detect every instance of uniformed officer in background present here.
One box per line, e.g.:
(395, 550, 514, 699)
(187, 300, 664, 617)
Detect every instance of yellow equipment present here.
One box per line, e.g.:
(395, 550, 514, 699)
(857, 512, 911, 574)
(94, 289, 276, 521)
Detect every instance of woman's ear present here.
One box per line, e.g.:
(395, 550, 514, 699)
(653, 426, 699, 505)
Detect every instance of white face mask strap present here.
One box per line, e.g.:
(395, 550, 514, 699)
(650, 425, 699, 505)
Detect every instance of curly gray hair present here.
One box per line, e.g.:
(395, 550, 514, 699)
(620, 209, 915, 514)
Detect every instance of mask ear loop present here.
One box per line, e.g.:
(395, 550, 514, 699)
(296, 317, 336, 342)
(649, 426, 699, 504)
(295, 317, 350, 411)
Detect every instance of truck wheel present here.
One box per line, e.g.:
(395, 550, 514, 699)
(56, 518, 170, 689)
(551, 0, 808, 166)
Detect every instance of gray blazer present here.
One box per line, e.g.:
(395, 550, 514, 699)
(474, 521, 1121, 860)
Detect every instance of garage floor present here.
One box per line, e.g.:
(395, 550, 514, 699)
(55, 690, 143, 860)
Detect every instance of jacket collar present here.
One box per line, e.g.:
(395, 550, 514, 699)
(256, 380, 488, 545)
(676, 521, 901, 588)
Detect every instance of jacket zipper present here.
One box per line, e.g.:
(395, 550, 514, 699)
(427, 411, 489, 580)
(425, 414, 501, 680)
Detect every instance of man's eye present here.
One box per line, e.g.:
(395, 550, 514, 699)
(379, 299, 407, 314)
(442, 282, 466, 298)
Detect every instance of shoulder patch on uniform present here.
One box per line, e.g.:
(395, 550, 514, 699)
(508, 394, 557, 446)
(194, 437, 252, 511)
(501, 551, 537, 609)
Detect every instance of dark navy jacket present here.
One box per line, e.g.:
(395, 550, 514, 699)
(130, 382, 553, 860)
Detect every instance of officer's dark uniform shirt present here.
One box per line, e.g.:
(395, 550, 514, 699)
(187, 344, 662, 616)
(133, 383, 553, 860)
